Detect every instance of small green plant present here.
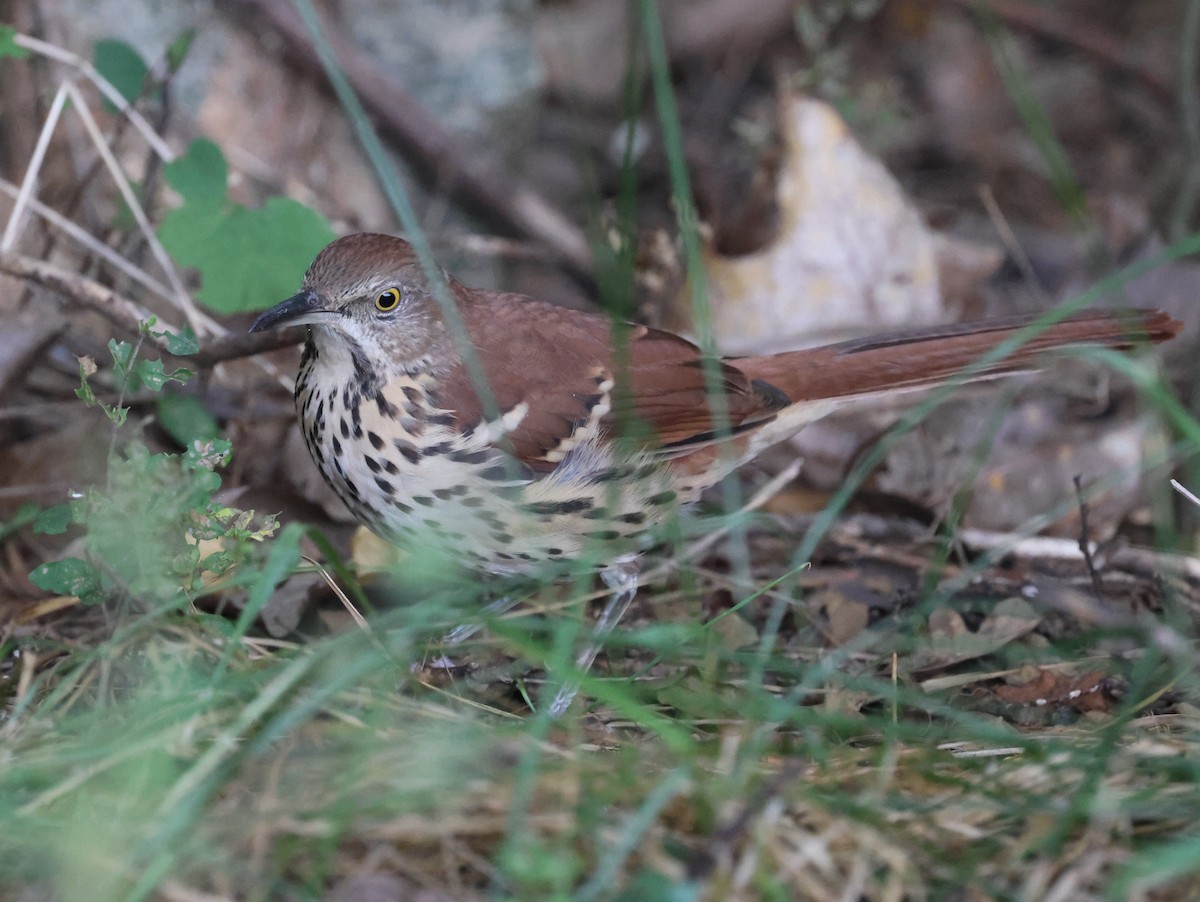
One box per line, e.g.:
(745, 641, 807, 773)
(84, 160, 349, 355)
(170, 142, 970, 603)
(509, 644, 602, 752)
(28, 320, 277, 609)
(158, 138, 336, 314)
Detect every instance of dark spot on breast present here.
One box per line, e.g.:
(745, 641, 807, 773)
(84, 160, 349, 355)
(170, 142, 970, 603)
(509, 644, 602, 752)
(461, 496, 485, 508)
(522, 498, 593, 516)
(448, 448, 490, 465)
(491, 531, 514, 544)
(365, 456, 381, 473)
(376, 395, 399, 419)
(368, 431, 384, 451)
(403, 386, 423, 403)
(619, 512, 646, 524)
(392, 500, 413, 514)
(383, 459, 399, 475)
(588, 466, 632, 485)
(413, 496, 435, 507)
(433, 488, 455, 501)
(394, 440, 421, 464)
(647, 491, 677, 506)
(332, 436, 343, 457)
(422, 442, 453, 457)
(349, 345, 378, 390)
(547, 547, 563, 556)
(586, 530, 621, 541)
(427, 412, 456, 427)
(374, 477, 395, 496)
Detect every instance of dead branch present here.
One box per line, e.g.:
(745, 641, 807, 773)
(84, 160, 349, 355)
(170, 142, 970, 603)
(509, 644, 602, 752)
(0, 250, 299, 365)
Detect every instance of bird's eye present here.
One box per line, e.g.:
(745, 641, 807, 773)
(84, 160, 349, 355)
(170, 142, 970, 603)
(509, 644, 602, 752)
(375, 288, 402, 313)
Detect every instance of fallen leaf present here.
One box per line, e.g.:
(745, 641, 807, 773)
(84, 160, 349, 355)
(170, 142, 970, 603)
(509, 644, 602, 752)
(909, 597, 1041, 672)
(992, 668, 1117, 714)
(671, 93, 945, 354)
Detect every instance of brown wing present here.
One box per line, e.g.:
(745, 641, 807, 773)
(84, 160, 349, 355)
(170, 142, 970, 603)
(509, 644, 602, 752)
(432, 291, 786, 472)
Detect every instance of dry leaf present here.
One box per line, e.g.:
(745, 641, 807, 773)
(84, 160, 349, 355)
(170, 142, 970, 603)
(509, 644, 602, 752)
(992, 668, 1117, 714)
(672, 94, 944, 354)
(910, 597, 1041, 672)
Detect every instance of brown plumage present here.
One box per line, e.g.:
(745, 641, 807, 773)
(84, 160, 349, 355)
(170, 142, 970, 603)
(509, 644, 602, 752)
(251, 232, 1179, 572)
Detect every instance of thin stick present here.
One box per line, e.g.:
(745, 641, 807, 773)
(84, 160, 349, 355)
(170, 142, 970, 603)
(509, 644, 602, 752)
(13, 32, 176, 161)
(1170, 478, 1200, 508)
(61, 81, 213, 338)
(1072, 474, 1105, 602)
(0, 178, 174, 300)
(977, 183, 1051, 304)
(0, 82, 68, 252)
(0, 250, 299, 367)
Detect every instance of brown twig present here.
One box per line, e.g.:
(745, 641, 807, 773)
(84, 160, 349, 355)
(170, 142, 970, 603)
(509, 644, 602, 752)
(937, 0, 1174, 104)
(0, 250, 300, 365)
(223, 0, 593, 280)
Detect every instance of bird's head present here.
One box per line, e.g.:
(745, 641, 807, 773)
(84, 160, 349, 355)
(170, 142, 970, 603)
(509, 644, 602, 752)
(250, 233, 458, 380)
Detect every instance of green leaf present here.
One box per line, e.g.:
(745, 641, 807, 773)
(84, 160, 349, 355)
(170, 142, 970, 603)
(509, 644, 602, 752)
(29, 558, 105, 604)
(133, 358, 191, 392)
(108, 338, 134, 376)
(34, 504, 74, 536)
(158, 137, 333, 314)
(165, 28, 196, 74)
(164, 138, 228, 204)
(157, 394, 219, 446)
(184, 438, 232, 471)
(93, 39, 148, 106)
(163, 325, 200, 356)
(160, 195, 335, 315)
(0, 25, 29, 59)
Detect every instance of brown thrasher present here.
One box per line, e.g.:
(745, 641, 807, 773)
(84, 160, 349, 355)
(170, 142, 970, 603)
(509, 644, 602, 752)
(251, 232, 1178, 711)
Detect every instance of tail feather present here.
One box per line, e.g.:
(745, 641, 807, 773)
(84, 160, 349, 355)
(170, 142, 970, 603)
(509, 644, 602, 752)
(736, 309, 1180, 403)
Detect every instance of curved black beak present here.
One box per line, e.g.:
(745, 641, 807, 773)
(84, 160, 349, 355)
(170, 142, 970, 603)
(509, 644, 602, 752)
(249, 289, 327, 333)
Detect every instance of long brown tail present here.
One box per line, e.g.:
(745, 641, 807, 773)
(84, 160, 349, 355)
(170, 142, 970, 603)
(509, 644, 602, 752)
(737, 309, 1181, 403)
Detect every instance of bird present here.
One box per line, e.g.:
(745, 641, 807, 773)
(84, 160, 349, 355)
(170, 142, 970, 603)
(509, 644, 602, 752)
(251, 232, 1179, 712)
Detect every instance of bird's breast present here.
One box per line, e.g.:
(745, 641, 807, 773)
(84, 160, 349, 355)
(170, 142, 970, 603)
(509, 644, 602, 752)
(294, 361, 682, 572)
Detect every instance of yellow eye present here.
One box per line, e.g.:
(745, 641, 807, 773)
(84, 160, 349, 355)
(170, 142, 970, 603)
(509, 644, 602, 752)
(375, 288, 401, 312)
